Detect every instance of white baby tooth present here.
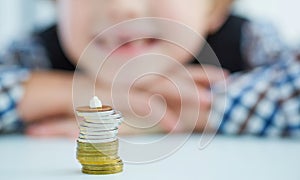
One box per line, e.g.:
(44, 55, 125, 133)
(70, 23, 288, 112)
(89, 96, 102, 108)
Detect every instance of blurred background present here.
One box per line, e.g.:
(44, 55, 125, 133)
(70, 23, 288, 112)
(1, 0, 300, 52)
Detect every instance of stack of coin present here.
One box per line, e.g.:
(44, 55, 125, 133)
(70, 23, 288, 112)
(75, 96, 123, 175)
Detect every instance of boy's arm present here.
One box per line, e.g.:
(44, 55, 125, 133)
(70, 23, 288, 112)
(0, 66, 74, 133)
(211, 54, 300, 137)
(0, 36, 70, 133)
(17, 71, 74, 123)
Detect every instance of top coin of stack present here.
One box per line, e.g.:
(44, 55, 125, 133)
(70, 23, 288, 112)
(75, 96, 123, 174)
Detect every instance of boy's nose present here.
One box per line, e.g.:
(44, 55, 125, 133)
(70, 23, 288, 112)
(107, 0, 147, 23)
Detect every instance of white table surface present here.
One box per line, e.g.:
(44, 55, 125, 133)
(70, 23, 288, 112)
(0, 134, 299, 180)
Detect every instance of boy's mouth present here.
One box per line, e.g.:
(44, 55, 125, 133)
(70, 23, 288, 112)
(113, 38, 159, 55)
(94, 36, 160, 56)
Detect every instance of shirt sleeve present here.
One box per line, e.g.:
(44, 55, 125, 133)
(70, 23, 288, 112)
(0, 66, 29, 133)
(241, 21, 288, 68)
(0, 36, 50, 133)
(210, 52, 300, 137)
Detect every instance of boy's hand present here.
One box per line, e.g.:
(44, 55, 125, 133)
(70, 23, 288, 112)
(109, 64, 227, 133)
(25, 116, 79, 138)
(131, 64, 228, 132)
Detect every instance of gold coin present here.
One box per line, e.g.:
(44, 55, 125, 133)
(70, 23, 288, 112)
(77, 146, 118, 151)
(77, 140, 118, 148)
(77, 155, 119, 161)
(82, 167, 123, 175)
(77, 150, 118, 156)
(76, 147, 118, 153)
(77, 138, 118, 144)
(80, 159, 123, 165)
(77, 144, 119, 150)
(77, 151, 118, 157)
(78, 158, 121, 165)
(77, 152, 118, 157)
(77, 143, 118, 148)
(83, 163, 123, 171)
(77, 148, 118, 153)
(77, 148, 118, 154)
(78, 140, 118, 146)
(77, 149, 118, 155)
(83, 161, 123, 167)
(78, 143, 118, 148)
(82, 166, 123, 172)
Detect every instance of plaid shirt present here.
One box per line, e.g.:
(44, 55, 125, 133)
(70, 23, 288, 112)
(211, 52, 300, 137)
(0, 37, 49, 133)
(1, 21, 299, 136)
(212, 22, 300, 137)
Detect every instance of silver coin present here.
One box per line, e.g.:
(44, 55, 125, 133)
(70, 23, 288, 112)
(77, 137, 117, 143)
(80, 129, 118, 136)
(79, 133, 117, 139)
(80, 121, 119, 126)
(79, 122, 119, 128)
(80, 128, 118, 133)
(83, 113, 122, 120)
(81, 117, 122, 124)
(77, 110, 115, 118)
(79, 124, 118, 131)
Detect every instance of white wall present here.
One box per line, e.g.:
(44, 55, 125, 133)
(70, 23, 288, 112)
(0, 0, 56, 51)
(233, 0, 300, 46)
(0, 0, 300, 51)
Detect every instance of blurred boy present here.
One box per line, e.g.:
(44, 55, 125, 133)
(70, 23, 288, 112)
(1, 0, 298, 137)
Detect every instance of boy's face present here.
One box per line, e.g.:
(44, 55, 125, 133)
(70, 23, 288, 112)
(57, 0, 219, 79)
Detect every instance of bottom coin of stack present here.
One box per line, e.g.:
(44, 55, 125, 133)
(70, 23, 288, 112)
(75, 96, 123, 175)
